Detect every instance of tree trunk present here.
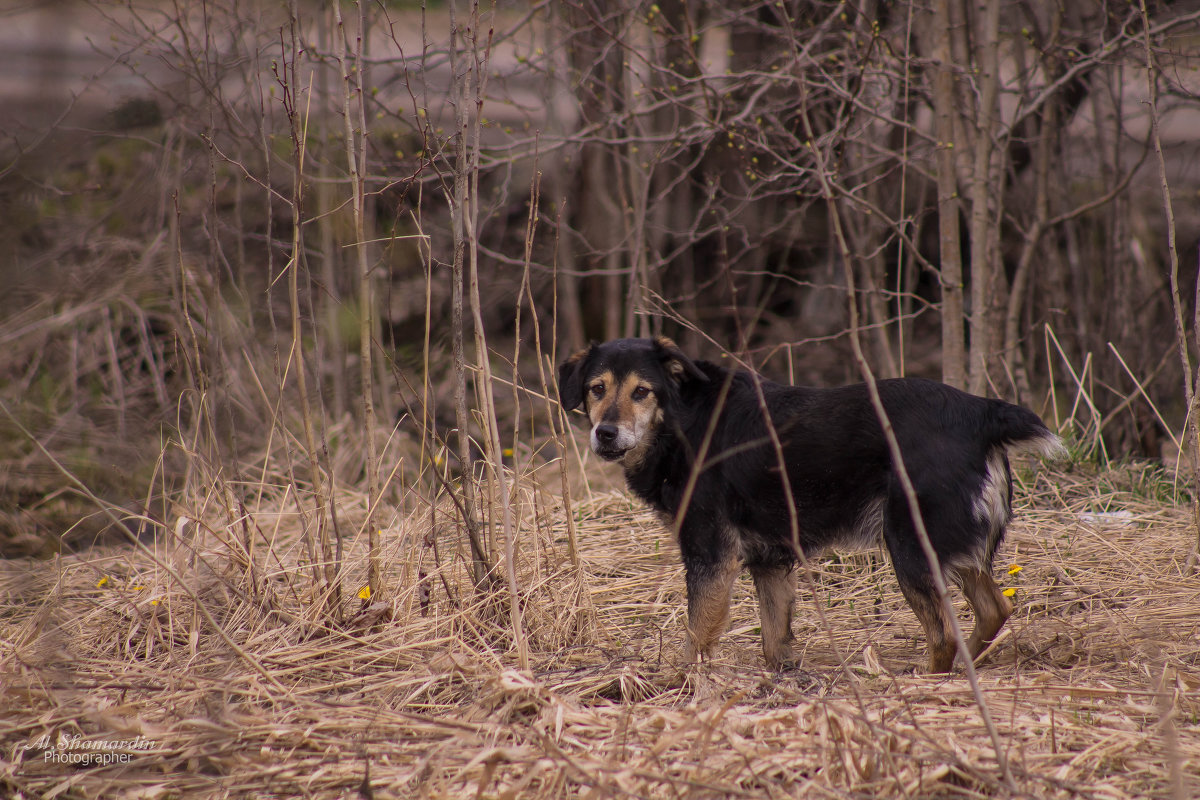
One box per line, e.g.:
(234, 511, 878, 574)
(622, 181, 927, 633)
(929, 0, 966, 389)
(966, 0, 1002, 396)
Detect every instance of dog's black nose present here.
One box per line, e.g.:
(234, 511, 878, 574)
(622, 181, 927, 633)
(594, 424, 618, 445)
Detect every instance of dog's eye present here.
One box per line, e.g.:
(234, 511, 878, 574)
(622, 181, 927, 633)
(631, 386, 651, 401)
(589, 383, 605, 399)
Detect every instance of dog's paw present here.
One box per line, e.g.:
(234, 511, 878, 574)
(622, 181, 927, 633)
(763, 645, 797, 672)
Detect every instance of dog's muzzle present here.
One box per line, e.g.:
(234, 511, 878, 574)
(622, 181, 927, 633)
(591, 423, 627, 461)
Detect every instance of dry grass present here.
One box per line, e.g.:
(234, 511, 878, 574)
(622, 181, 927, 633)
(1, 452, 1198, 799)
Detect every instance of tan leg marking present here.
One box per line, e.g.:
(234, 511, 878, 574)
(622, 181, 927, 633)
(752, 565, 796, 669)
(684, 557, 740, 664)
(899, 581, 956, 673)
(958, 567, 1013, 660)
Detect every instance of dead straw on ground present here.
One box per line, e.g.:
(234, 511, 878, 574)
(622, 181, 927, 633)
(1, 447, 1198, 799)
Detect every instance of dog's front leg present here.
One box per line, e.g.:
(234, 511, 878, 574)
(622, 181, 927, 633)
(750, 563, 797, 669)
(682, 546, 740, 664)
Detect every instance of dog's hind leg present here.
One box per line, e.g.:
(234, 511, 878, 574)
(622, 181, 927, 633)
(750, 563, 796, 669)
(885, 522, 957, 672)
(957, 567, 1013, 661)
(683, 554, 740, 664)
(895, 573, 956, 673)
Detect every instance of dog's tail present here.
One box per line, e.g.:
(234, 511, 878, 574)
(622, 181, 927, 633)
(987, 400, 1068, 460)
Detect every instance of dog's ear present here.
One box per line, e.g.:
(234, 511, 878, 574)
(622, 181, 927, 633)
(654, 336, 708, 384)
(557, 345, 593, 410)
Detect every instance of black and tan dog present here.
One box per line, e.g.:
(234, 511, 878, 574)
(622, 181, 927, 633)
(558, 337, 1063, 673)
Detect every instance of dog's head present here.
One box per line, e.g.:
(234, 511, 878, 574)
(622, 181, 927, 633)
(557, 337, 707, 465)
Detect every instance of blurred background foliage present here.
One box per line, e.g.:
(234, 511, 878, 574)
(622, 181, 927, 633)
(1, 0, 1198, 556)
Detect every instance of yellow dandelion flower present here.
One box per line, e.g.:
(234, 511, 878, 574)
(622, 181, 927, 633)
(150, 599, 160, 606)
(357, 585, 371, 600)
(1002, 588, 1017, 598)
(502, 448, 514, 458)
(132, 585, 144, 591)
(1007, 564, 1022, 576)
(96, 576, 109, 588)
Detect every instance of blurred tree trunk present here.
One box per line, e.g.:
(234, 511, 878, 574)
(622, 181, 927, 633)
(638, 0, 702, 341)
(565, 1, 629, 341)
(1003, 6, 1065, 404)
(927, 0, 966, 389)
(966, 0, 1003, 396)
(316, 6, 347, 420)
(338, 0, 381, 595)
(542, 4, 586, 349)
(449, 2, 493, 592)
